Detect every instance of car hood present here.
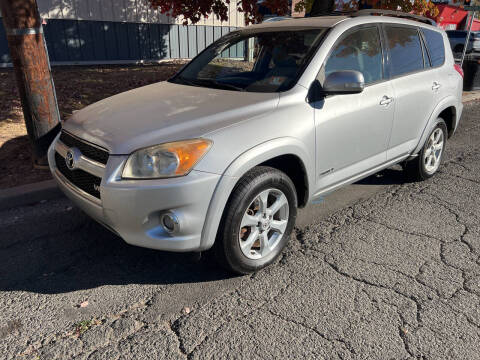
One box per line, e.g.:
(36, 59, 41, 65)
(63, 81, 279, 154)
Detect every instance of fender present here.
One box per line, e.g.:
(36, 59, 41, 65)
(199, 137, 314, 250)
(411, 95, 462, 156)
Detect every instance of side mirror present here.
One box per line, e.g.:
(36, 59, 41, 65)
(323, 70, 365, 95)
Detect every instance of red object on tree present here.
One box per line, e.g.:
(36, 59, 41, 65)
(147, 0, 290, 25)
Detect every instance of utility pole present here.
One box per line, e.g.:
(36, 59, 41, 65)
(460, 10, 475, 67)
(0, 0, 60, 167)
(462, 0, 480, 66)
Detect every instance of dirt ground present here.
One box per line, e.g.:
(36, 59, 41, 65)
(0, 61, 186, 189)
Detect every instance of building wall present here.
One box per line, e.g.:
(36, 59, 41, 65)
(0, 0, 245, 66)
(35, 0, 245, 27)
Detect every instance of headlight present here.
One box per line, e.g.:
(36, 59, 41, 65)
(122, 139, 212, 179)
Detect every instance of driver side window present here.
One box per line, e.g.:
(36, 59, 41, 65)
(319, 27, 383, 86)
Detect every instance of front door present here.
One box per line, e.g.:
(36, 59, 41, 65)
(313, 25, 395, 193)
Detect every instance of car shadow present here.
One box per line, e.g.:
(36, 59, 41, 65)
(0, 202, 234, 294)
(0, 166, 409, 295)
(356, 166, 408, 186)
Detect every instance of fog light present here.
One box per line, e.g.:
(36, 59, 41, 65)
(161, 212, 179, 234)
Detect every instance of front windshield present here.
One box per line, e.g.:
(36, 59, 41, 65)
(170, 28, 327, 92)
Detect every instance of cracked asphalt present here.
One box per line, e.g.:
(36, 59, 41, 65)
(1, 101, 479, 360)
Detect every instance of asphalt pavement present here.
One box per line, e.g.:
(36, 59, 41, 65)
(1, 101, 479, 359)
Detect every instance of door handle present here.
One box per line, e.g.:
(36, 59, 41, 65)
(379, 95, 393, 106)
(432, 82, 441, 90)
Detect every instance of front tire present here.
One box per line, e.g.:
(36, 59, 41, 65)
(404, 118, 447, 181)
(216, 166, 297, 274)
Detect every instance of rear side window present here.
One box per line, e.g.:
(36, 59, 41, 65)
(385, 26, 424, 78)
(422, 29, 445, 67)
(321, 26, 383, 85)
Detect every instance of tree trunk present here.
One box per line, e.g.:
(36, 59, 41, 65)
(0, 0, 60, 166)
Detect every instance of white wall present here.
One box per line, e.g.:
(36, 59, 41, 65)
(36, 0, 245, 27)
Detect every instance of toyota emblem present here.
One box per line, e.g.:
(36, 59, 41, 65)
(65, 149, 76, 170)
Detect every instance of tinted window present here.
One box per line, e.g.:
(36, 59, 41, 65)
(171, 29, 326, 93)
(422, 29, 445, 67)
(321, 27, 383, 85)
(385, 26, 424, 77)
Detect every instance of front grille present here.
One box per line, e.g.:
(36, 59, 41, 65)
(55, 152, 101, 199)
(60, 131, 109, 165)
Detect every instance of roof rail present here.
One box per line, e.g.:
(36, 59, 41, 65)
(262, 16, 292, 23)
(352, 9, 436, 26)
(309, 10, 353, 17)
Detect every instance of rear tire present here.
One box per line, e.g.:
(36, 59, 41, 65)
(215, 166, 297, 274)
(404, 118, 447, 181)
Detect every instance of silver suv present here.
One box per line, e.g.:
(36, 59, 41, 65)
(48, 14, 463, 274)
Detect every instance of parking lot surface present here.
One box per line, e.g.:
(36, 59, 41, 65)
(1, 102, 479, 359)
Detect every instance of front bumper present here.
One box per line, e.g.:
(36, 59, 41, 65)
(48, 135, 221, 252)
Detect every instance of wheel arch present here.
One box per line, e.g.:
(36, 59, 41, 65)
(258, 154, 309, 208)
(199, 137, 314, 250)
(438, 106, 457, 138)
(412, 97, 462, 155)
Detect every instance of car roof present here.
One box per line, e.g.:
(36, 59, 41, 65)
(245, 16, 349, 31)
(242, 14, 441, 33)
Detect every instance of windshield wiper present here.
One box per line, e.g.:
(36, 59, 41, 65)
(175, 76, 244, 92)
(174, 76, 201, 87)
(208, 80, 245, 92)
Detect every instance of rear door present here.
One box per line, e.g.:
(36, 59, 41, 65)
(384, 24, 437, 160)
(422, 28, 455, 103)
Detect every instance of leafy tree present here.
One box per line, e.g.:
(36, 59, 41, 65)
(295, 0, 439, 17)
(147, 0, 289, 25)
(146, 0, 440, 24)
(379, 0, 439, 17)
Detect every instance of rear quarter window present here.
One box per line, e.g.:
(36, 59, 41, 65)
(422, 29, 445, 67)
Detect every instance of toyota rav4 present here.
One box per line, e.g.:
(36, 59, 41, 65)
(49, 13, 464, 274)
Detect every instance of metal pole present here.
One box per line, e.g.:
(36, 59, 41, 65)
(0, 0, 61, 167)
(460, 11, 476, 67)
(248, 37, 255, 63)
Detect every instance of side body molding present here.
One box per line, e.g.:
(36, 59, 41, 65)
(199, 137, 314, 250)
(411, 95, 463, 156)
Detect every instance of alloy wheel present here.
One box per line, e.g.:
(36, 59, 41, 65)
(424, 128, 444, 174)
(238, 188, 289, 260)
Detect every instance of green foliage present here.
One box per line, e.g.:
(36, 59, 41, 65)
(295, 0, 440, 17)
